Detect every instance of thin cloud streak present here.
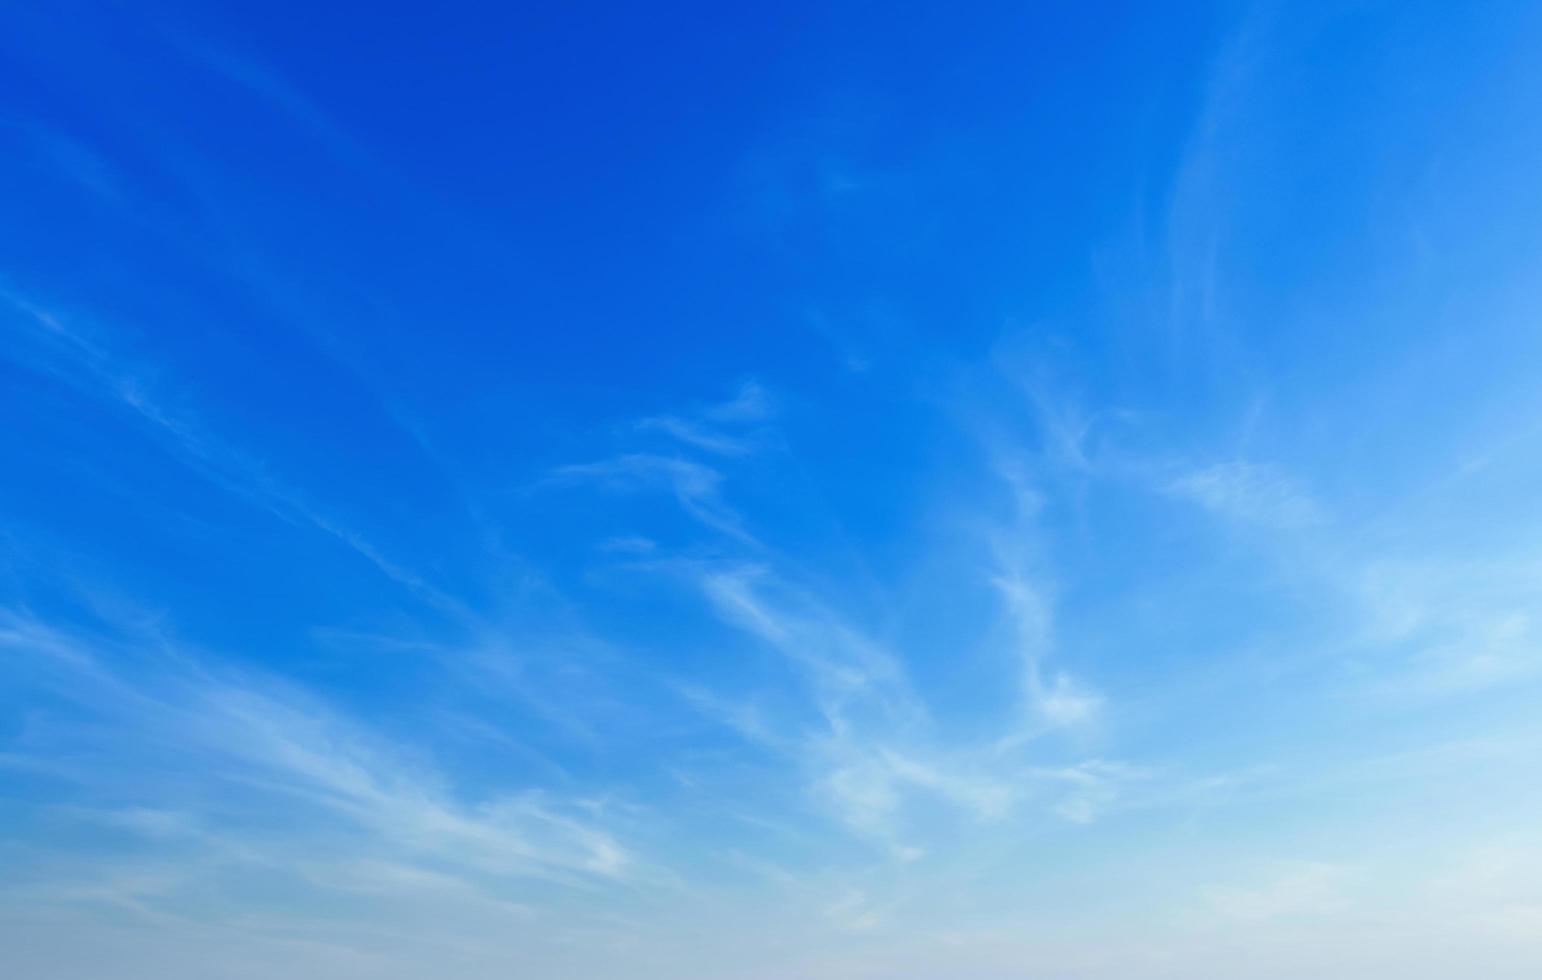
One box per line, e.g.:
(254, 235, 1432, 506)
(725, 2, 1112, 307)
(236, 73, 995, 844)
(2, 293, 469, 618)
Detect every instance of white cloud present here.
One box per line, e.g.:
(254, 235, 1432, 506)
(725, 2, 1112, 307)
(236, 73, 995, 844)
(0, 610, 641, 893)
(1, 293, 469, 618)
(636, 415, 755, 455)
(1165, 460, 1321, 528)
(552, 454, 753, 543)
(986, 461, 1104, 737)
(634, 381, 775, 456)
(704, 381, 774, 423)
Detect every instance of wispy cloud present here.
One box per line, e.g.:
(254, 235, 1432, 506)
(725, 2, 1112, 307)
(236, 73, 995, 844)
(1165, 459, 1322, 528)
(673, 557, 1133, 851)
(0, 609, 640, 891)
(1, 293, 468, 617)
(635, 416, 756, 456)
(551, 453, 753, 543)
(634, 381, 776, 456)
(1336, 556, 1542, 701)
(984, 455, 1105, 738)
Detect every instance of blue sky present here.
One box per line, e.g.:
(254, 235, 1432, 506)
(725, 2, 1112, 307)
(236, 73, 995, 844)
(5, 2, 1542, 977)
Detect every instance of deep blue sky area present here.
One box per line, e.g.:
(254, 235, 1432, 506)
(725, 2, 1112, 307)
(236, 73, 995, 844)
(5, 3, 1542, 978)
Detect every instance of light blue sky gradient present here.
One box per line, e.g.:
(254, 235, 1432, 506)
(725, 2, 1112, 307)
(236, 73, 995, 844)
(5, 2, 1542, 977)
